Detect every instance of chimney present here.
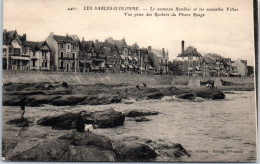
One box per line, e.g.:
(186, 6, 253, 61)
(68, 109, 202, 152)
(95, 39, 98, 44)
(181, 40, 184, 53)
(82, 37, 85, 41)
(50, 32, 54, 37)
(162, 48, 165, 57)
(23, 34, 26, 41)
(148, 46, 152, 51)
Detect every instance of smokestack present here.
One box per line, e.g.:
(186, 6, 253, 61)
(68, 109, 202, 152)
(181, 40, 184, 53)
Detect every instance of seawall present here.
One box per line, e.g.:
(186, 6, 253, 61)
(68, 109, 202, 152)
(2, 71, 173, 85)
(2, 71, 254, 86)
(172, 76, 254, 85)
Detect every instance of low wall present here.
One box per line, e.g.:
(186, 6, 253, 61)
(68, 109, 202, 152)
(3, 71, 254, 86)
(2, 71, 173, 85)
(172, 76, 255, 85)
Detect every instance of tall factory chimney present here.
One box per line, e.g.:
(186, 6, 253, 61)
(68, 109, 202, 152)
(181, 40, 184, 53)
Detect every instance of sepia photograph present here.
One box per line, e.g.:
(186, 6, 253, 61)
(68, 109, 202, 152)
(1, 0, 258, 162)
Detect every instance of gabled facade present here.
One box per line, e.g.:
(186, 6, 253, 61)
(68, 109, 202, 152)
(46, 32, 79, 72)
(22, 41, 51, 71)
(2, 30, 30, 70)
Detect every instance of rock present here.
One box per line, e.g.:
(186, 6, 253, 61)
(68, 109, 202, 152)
(7, 132, 116, 161)
(90, 108, 125, 128)
(37, 108, 125, 129)
(37, 112, 92, 130)
(50, 94, 86, 106)
(149, 142, 191, 160)
(37, 113, 78, 130)
(2, 139, 18, 157)
(123, 109, 159, 117)
(171, 143, 191, 158)
(195, 89, 225, 100)
(176, 93, 195, 100)
(161, 96, 174, 101)
(62, 82, 69, 88)
(135, 117, 151, 122)
(145, 92, 164, 99)
(6, 118, 30, 127)
(58, 131, 113, 150)
(114, 142, 157, 161)
(212, 91, 225, 100)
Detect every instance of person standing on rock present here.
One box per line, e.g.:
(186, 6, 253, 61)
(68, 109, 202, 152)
(19, 96, 26, 119)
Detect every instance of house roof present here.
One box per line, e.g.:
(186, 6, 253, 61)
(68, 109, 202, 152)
(205, 53, 223, 61)
(241, 60, 247, 65)
(97, 42, 113, 48)
(223, 58, 231, 62)
(177, 46, 201, 57)
(23, 41, 43, 49)
(130, 43, 139, 50)
(53, 35, 75, 44)
(105, 37, 127, 47)
(23, 41, 51, 51)
(81, 41, 95, 51)
(149, 49, 164, 58)
(201, 56, 215, 63)
(3, 30, 17, 45)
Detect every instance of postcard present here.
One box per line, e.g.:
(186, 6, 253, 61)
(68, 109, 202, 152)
(2, 0, 257, 162)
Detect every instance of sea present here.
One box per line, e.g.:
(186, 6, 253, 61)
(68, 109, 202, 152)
(2, 91, 257, 162)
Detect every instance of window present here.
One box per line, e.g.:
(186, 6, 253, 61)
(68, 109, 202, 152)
(161, 59, 163, 64)
(68, 45, 70, 49)
(61, 61, 64, 69)
(61, 52, 63, 59)
(60, 44, 63, 49)
(33, 60, 36, 67)
(72, 53, 75, 59)
(42, 61, 44, 67)
(42, 52, 47, 59)
(45, 61, 47, 67)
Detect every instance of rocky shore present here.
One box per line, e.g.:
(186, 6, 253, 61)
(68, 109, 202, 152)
(2, 82, 226, 107)
(2, 82, 233, 161)
(3, 107, 190, 161)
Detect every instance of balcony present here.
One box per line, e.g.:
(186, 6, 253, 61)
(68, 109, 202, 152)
(31, 55, 39, 59)
(188, 67, 193, 71)
(59, 57, 76, 60)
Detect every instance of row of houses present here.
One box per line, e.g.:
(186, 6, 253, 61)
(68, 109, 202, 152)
(173, 41, 250, 77)
(2, 30, 169, 74)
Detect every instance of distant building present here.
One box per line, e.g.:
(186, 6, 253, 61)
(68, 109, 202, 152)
(148, 46, 168, 74)
(231, 59, 248, 76)
(46, 32, 79, 72)
(177, 41, 201, 76)
(200, 56, 216, 77)
(2, 30, 30, 70)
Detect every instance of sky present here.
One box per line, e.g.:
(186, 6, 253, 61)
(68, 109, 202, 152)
(3, 0, 255, 66)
